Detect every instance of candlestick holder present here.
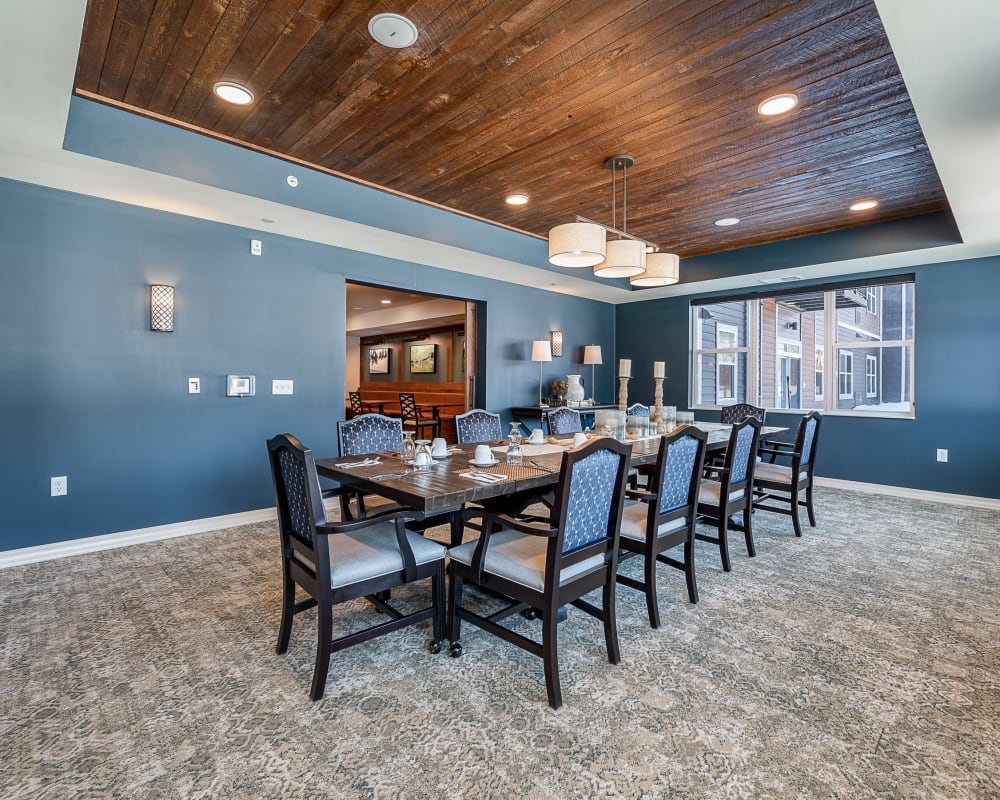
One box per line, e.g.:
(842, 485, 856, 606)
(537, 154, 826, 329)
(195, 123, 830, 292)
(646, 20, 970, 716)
(653, 376, 665, 426)
(617, 376, 630, 411)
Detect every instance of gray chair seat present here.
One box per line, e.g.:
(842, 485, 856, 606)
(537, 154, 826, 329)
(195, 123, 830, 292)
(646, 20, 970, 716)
(619, 501, 686, 543)
(698, 479, 745, 506)
(294, 525, 446, 588)
(449, 530, 604, 592)
(754, 461, 808, 485)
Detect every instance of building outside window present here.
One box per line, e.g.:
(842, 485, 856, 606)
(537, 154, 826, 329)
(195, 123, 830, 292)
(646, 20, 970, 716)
(690, 277, 914, 418)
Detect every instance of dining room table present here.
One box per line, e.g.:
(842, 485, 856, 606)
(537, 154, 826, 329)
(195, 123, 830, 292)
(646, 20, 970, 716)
(315, 421, 788, 547)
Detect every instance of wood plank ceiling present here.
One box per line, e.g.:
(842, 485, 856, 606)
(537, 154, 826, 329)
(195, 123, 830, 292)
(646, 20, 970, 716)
(74, 0, 949, 259)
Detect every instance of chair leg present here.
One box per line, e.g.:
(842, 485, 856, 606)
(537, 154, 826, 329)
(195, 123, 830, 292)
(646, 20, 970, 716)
(430, 563, 445, 650)
(718, 513, 732, 572)
(447, 567, 464, 655)
(643, 547, 661, 629)
(541, 606, 562, 709)
(790, 485, 803, 537)
(275, 571, 295, 654)
(309, 606, 333, 701)
(603, 572, 621, 664)
(743, 504, 756, 556)
(806, 483, 817, 527)
(684, 537, 699, 604)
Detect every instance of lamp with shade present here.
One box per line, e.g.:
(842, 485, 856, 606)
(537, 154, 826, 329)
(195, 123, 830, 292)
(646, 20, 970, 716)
(531, 340, 552, 407)
(583, 345, 602, 403)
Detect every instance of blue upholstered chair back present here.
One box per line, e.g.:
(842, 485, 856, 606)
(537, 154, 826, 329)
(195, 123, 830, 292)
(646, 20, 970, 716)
(721, 403, 766, 425)
(801, 415, 818, 466)
(729, 421, 757, 485)
(657, 433, 702, 515)
(455, 409, 502, 444)
(627, 403, 650, 417)
(548, 406, 582, 434)
(269, 434, 327, 548)
(337, 413, 402, 456)
(562, 448, 623, 553)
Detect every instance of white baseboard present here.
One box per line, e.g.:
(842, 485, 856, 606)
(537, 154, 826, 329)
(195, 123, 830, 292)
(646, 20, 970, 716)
(3, 483, 996, 570)
(814, 477, 1000, 511)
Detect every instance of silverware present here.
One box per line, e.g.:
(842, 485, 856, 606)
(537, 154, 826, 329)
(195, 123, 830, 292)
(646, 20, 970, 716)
(370, 470, 410, 481)
(339, 457, 381, 468)
(467, 470, 505, 483)
(527, 460, 557, 473)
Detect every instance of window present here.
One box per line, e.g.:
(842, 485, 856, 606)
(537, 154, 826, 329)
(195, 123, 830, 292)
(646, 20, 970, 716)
(867, 286, 878, 314)
(717, 324, 738, 403)
(691, 277, 914, 418)
(839, 351, 853, 399)
(814, 346, 824, 401)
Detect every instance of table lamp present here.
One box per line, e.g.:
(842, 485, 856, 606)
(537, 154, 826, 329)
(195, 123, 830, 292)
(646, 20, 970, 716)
(531, 340, 552, 407)
(583, 345, 602, 403)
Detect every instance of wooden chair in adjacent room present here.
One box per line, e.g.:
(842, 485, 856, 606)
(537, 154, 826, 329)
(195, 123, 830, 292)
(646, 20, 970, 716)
(696, 416, 762, 572)
(447, 437, 632, 709)
(399, 393, 441, 440)
(267, 433, 446, 701)
(753, 411, 823, 537)
(349, 390, 383, 417)
(617, 426, 708, 626)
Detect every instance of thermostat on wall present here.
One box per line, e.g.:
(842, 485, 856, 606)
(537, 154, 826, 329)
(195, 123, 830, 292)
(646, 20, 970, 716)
(227, 375, 255, 397)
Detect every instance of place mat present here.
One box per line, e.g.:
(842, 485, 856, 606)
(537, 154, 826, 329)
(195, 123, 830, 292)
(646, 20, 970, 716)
(461, 463, 557, 481)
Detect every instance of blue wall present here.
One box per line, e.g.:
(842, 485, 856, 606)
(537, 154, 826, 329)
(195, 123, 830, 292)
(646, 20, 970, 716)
(0, 179, 614, 551)
(616, 257, 1000, 498)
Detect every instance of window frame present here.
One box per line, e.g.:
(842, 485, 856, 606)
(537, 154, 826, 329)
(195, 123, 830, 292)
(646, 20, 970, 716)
(715, 323, 739, 405)
(838, 350, 854, 400)
(814, 345, 824, 401)
(866, 354, 878, 398)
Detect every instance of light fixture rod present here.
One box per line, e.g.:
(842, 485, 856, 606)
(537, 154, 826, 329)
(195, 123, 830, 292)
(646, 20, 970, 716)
(574, 215, 658, 252)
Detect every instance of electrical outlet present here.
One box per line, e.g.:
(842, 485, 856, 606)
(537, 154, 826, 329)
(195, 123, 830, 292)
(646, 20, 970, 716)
(51, 476, 67, 496)
(272, 379, 294, 395)
(188, 377, 201, 394)
(936, 448, 948, 463)
(250, 239, 262, 256)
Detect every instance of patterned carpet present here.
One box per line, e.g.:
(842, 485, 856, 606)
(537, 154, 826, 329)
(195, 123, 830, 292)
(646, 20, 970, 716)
(2, 488, 998, 799)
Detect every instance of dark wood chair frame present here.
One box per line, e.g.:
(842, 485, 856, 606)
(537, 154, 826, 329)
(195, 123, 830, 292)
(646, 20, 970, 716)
(618, 426, 708, 627)
(268, 433, 445, 701)
(752, 411, 823, 537)
(399, 392, 441, 439)
(447, 437, 633, 709)
(695, 416, 763, 572)
(349, 390, 384, 416)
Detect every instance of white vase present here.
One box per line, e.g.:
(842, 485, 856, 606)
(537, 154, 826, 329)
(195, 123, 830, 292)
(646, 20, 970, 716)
(565, 374, 585, 403)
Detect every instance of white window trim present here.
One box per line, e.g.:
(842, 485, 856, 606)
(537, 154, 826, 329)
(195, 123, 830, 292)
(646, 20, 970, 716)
(838, 349, 854, 400)
(814, 345, 824, 401)
(866, 354, 877, 398)
(716, 323, 739, 404)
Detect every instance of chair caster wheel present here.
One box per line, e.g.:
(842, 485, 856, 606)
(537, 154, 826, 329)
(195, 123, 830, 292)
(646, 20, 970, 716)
(522, 608, 539, 620)
(428, 640, 443, 654)
(449, 642, 463, 658)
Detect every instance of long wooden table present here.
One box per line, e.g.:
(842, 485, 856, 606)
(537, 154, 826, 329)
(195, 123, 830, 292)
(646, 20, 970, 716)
(315, 423, 788, 546)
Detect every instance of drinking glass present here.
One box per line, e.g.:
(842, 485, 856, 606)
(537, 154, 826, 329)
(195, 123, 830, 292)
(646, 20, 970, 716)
(507, 439, 523, 465)
(400, 430, 415, 462)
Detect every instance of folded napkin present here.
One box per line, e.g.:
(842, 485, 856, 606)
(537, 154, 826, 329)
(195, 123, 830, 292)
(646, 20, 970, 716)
(461, 471, 508, 483)
(338, 457, 381, 468)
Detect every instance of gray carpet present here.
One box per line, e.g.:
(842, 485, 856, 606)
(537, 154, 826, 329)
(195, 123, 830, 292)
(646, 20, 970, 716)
(2, 488, 998, 799)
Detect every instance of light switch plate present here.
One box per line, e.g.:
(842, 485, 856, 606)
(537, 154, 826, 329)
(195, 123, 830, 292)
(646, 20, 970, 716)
(272, 379, 293, 395)
(188, 377, 201, 394)
(250, 239, 262, 256)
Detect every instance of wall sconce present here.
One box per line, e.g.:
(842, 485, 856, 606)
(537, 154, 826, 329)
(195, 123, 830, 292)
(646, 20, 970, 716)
(150, 284, 174, 332)
(550, 330, 563, 357)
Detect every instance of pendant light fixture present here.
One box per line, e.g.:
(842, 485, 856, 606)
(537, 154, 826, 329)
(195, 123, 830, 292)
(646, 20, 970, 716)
(630, 252, 680, 287)
(594, 155, 645, 279)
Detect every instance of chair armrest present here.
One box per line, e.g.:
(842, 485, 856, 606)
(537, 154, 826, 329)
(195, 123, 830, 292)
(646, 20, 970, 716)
(625, 488, 656, 502)
(462, 508, 558, 538)
(761, 439, 795, 449)
(702, 464, 729, 476)
(316, 507, 424, 535)
(758, 446, 800, 458)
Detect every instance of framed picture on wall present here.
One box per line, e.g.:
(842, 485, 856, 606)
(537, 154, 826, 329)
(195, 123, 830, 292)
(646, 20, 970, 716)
(409, 343, 436, 374)
(369, 347, 390, 374)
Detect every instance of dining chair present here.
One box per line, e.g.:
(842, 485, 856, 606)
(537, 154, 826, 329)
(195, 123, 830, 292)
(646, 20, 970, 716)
(546, 406, 582, 434)
(752, 411, 822, 537)
(448, 437, 633, 709)
(267, 433, 446, 701)
(334, 413, 404, 520)
(695, 416, 762, 572)
(399, 393, 441, 439)
(626, 402, 650, 417)
(720, 403, 766, 425)
(455, 409, 503, 444)
(617, 426, 708, 626)
(349, 390, 383, 417)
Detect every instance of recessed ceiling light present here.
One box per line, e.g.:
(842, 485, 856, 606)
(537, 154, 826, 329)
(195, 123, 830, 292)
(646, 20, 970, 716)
(715, 217, 740, 227)
(368, 13, 418, 48)
(757, 92, 798, 116)
(505, 193, 529, 206)
(351, 307, 362, 311)
(213, 81, 254, 106)
(850, 199, 879, 211)
(286, 175, 298, 188)
(380, 299, 392, 305)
